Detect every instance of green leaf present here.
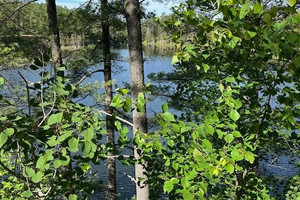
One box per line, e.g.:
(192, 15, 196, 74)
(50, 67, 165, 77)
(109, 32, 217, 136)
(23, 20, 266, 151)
(174, 20, 181, 26)
(229, 110, 240, 121)
(172, 124, 180, 132)
(56, 66, 66, 71)
(36, 155, 48, 170)
(69, 194, 78, 200)
(21, 191, 32, 198)
(172, 55, 179, 64)
(253, 2, 263, 14)
(32, 171, 43, 183)
(47, 136, 58, 147)
(245, 151, 255, 164)
(138, 93, 146, 105)
(225, 76, 235, 83)
(193, 148, 202, 160)
(224, 163, 235, 174)
(162, 112, 175, 122)
(170, 177, 179, 184)
(110, 95, 124, 108)
(164, 180, 174, 193)
(199, 182, 207, 195)
(202, 139, 212, 150)
(247, 31, 257, 38)
(68, 138, 79, 152)
(181, 189, 194, 200)
(287, 0, 296, 6)
(232, 131, 242, 137)
(181, 177, 190, 188)
(231, 149, 244, 161)
(82, 128, 94, 141)
(25, 168, 35, 177)
(0, 77, 4, 85)
(3, 128, 14, 136)
(294, 56, 300, 67)
(47, 112, 63, 126)
(224, 134, 234, 143)
(181, 126, 192, 133)
(202, 63, 210, 73)
(54, 160, 62, 169)
(240, 1, 250, 19)
(0, 133, 8, 148)
(137, 93, 146, 113)
(263, 13, 272, 25)
(206, 125, 214, 135)
(234, 100, 243, 109)
(162, 102, 169, 112)
(228, 36, 240, 48)
(167, 140, 175, 147)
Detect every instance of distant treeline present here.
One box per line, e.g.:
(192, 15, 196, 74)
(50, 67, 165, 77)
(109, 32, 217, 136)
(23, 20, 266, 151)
(0, 1, 174, 67)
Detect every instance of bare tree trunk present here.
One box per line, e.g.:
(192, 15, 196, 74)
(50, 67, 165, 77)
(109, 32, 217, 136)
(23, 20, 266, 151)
(101, 0, 116, 199)
(124, 0, 149, 199)
(46, 0, 62, 75)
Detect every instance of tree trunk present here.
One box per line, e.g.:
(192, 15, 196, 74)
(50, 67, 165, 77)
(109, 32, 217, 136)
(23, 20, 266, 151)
(124, 0, 149, 199)
(101, 0, 116, 199)
(46, 0, 63, 75)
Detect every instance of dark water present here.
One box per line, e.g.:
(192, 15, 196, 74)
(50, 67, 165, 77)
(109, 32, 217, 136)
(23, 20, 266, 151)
(1, 48, 299, 199)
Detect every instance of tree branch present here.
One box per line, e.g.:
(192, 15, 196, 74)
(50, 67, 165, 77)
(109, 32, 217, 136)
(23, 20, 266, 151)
(95, 109, 133, 127)
(76, 69, 104, 86)
(18, 71, 31, 116)
(5, 0, 38, 20)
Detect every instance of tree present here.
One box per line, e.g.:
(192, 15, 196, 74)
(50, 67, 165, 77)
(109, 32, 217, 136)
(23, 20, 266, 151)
(101, 0, 116, 199)
(124, 0, 149, 199)
(46, 0, 62, 74)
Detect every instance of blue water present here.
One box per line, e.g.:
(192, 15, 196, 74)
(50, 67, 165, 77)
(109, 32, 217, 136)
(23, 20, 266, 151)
(1, 49, 299, 199)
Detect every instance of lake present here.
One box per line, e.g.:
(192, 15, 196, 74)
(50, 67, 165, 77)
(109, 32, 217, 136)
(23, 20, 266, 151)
(0, 48, 299, 199)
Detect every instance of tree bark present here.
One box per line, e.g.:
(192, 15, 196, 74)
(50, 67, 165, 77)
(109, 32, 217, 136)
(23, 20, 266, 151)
(46, 0, 63, 75)
(124, 0, 149, 199)
(101, 0, 116, 199)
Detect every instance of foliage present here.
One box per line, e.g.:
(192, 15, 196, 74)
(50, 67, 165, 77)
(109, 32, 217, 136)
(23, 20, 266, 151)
(143, 0, 300, 199)
(0, 43, 28, 67)
(285, 175, 300, 200)
(0, 56, 109, 199)
(0, 0, 299, 199)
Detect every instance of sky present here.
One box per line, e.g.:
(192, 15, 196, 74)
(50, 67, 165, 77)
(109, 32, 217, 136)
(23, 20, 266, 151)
(37, 0, 176, 16)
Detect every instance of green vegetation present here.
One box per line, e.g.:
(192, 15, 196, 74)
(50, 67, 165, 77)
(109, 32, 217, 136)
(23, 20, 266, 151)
(0, 0, 299, 199)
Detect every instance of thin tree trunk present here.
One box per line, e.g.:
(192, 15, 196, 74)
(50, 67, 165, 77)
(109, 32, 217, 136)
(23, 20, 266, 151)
(124, 0, 149, 199)
(101, 0, 116, 199)
(46, 0, 63, 76)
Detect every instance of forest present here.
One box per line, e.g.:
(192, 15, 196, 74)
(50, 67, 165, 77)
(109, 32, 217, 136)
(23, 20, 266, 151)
(0, 0, 299, 199)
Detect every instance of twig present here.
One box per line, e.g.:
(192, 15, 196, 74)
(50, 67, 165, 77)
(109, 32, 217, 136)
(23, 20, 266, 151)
(17, 141, 32, 191)
(0, 160, 27, 182)
(89, 42, 102, 58)
(123, 172, 137, 184)
(62, 49, 82, 59)
(2, 0, 38, 21)
(40, 53, 46, 118)
(18, 71, 31, 116)
(95, 109, 133, 127)
(38, 93, 57, 127)
(75, 69, 104, 86)
(74, 92, 92, 103)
